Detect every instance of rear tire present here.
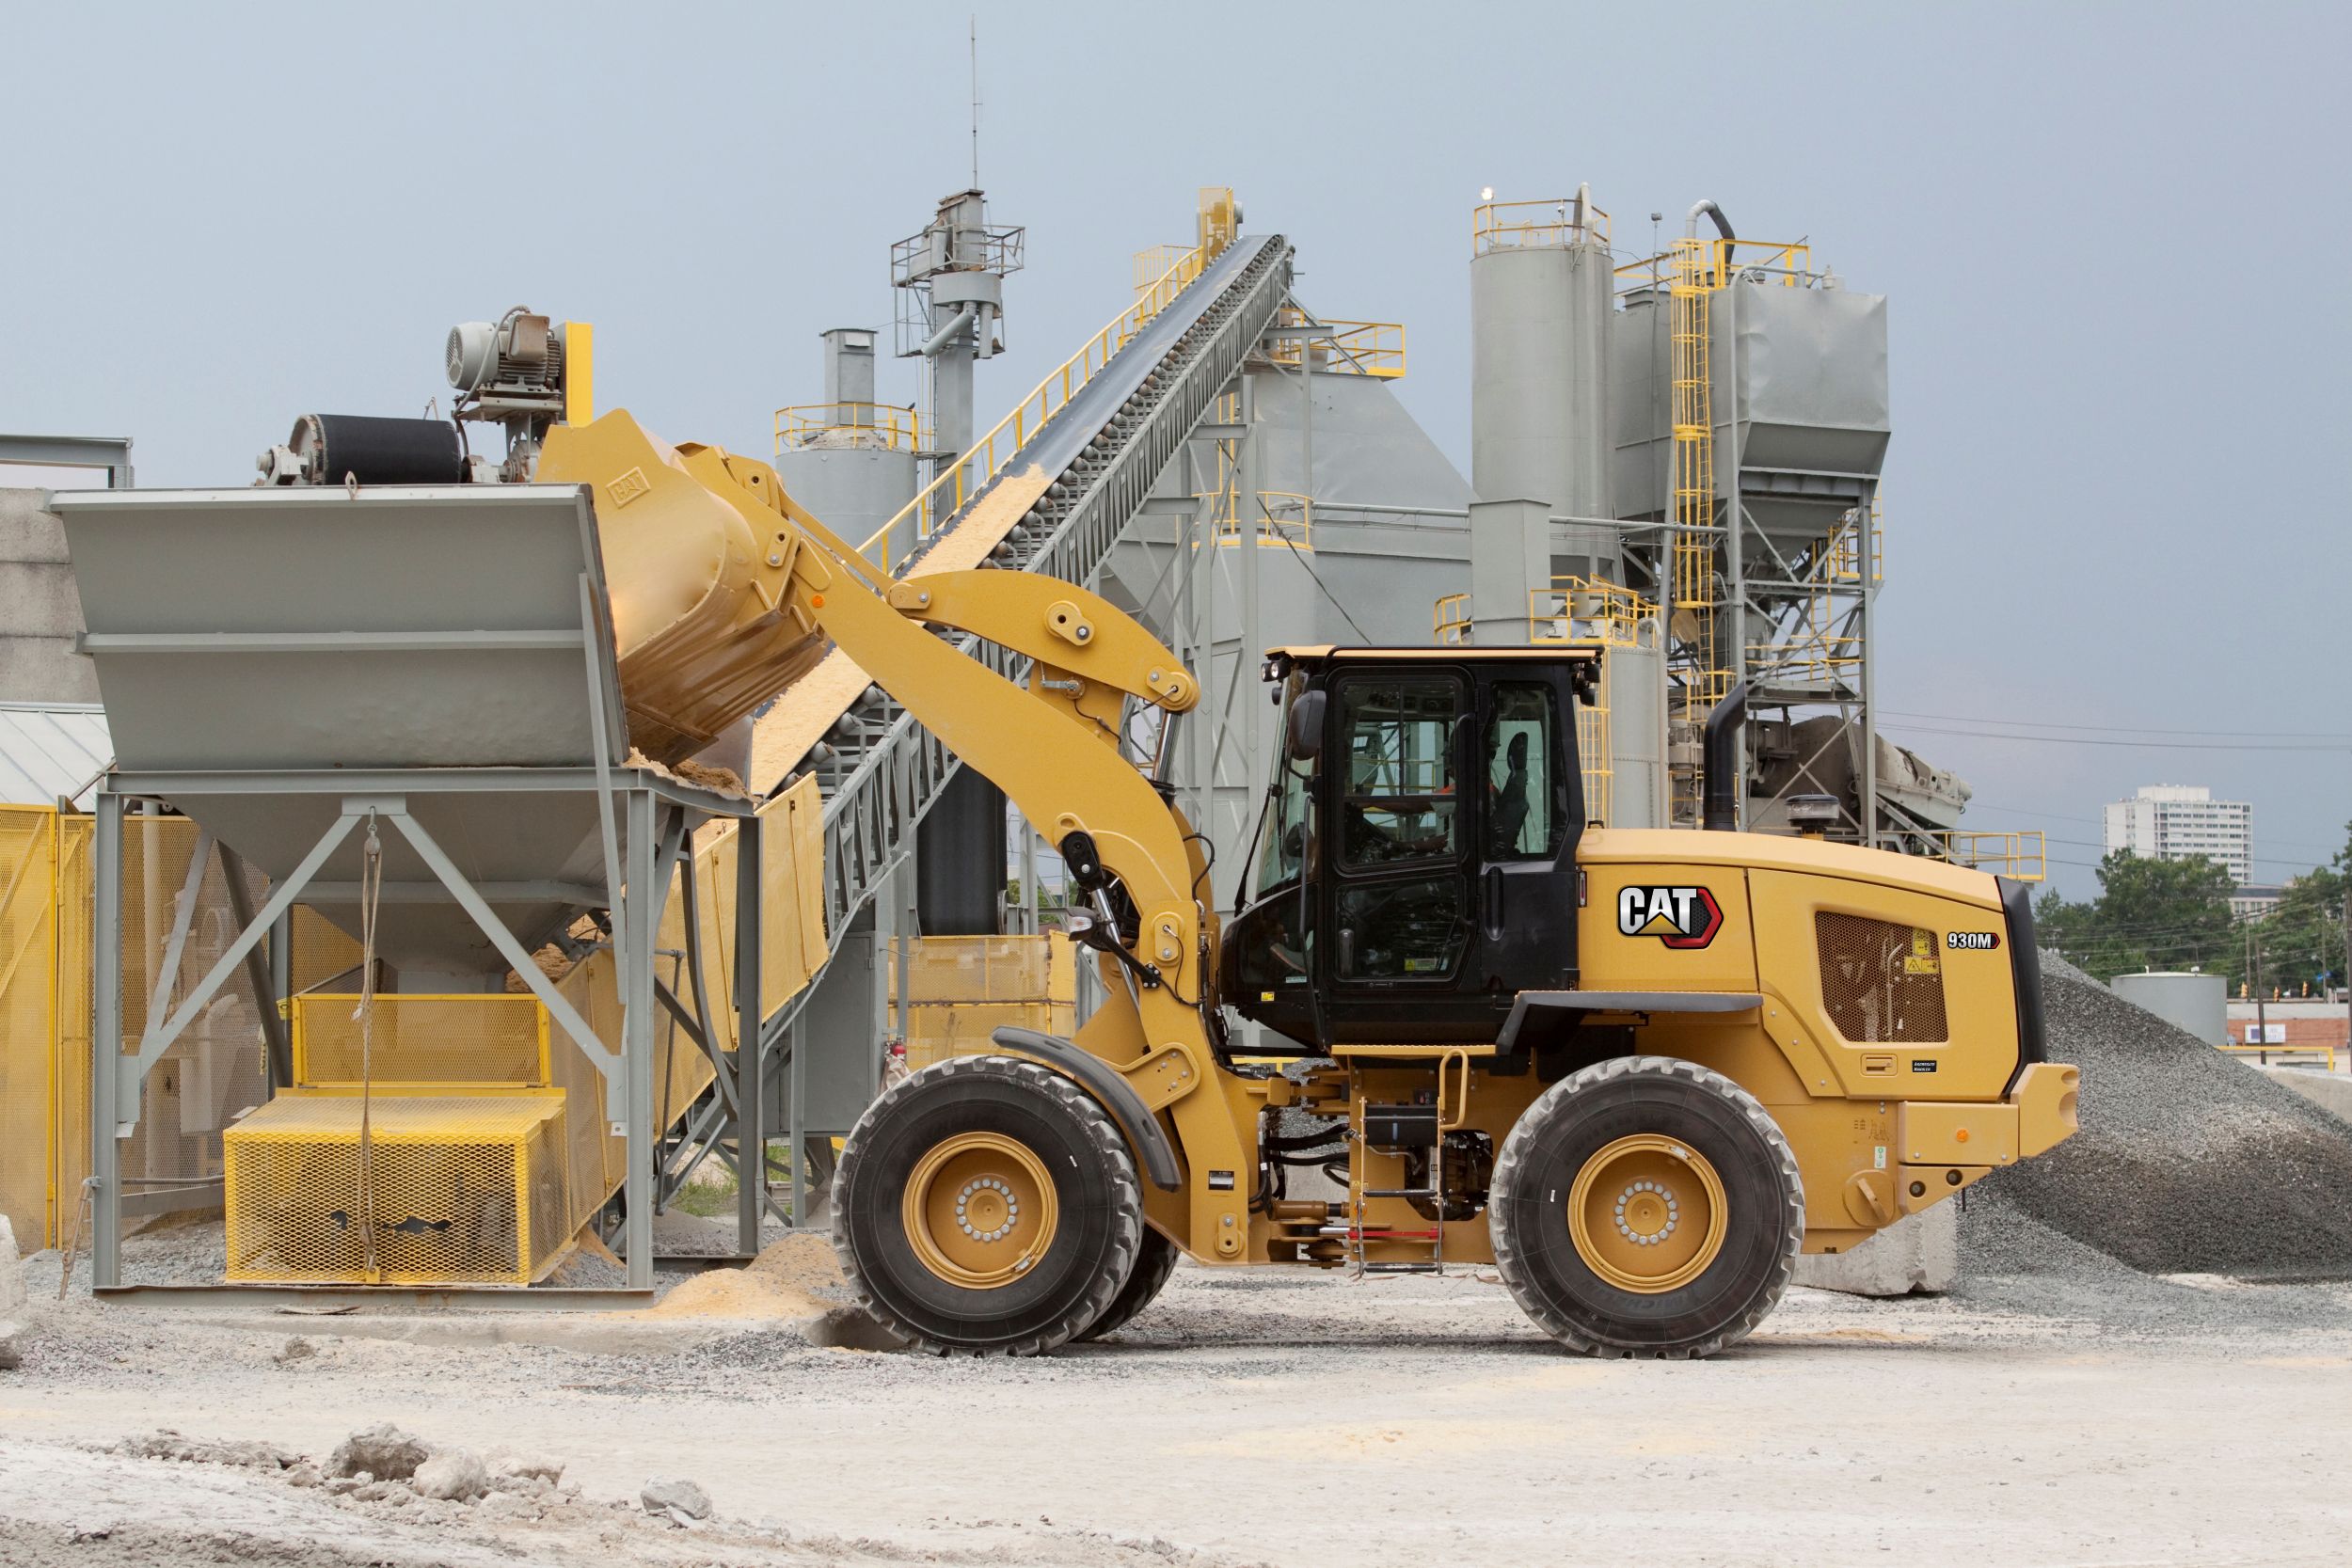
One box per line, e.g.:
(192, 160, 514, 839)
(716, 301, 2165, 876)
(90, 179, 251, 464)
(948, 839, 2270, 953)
(1073, 1227, 1180, 1342)
(1488, 1055, 1802, 1359)
(833, 1055, 1141, 1355)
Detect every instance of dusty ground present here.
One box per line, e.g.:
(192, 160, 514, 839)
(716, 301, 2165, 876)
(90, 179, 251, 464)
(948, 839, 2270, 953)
(5, 1226, 2351, 1568)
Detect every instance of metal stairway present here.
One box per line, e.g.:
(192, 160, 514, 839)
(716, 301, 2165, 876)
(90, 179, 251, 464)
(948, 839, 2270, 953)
(756, 233, 1294, 1070)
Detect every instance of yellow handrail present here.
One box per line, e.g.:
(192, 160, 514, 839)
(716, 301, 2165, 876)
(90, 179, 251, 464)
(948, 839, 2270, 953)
(1264, 312, 1407, 378)
(1929, 830, 2048, 882)
(1209, 490, 1313, 549)
(773, 403, 922, 453)
(1474, 198, 1611, 257)
(2218, 1039, 2339, 1072)
(1433, 593, 1470, 645)
(859, 241, 1211, 563)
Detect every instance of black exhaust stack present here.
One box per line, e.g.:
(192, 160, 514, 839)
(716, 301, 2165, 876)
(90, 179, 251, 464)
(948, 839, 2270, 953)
(1701, 683, 1748, 832)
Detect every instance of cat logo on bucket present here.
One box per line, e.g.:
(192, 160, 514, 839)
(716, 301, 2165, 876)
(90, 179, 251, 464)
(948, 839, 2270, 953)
(1615, 885, 1724, 950)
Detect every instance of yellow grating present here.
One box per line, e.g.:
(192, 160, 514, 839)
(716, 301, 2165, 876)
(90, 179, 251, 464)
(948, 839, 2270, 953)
(224, 1093, 569, 1285)
(294, 994, 547, 1086)
(1816, 912, 1949, 1044)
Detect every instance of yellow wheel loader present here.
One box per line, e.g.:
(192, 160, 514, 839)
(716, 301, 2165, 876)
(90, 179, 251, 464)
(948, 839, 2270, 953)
(541, 409, 2080, 1360)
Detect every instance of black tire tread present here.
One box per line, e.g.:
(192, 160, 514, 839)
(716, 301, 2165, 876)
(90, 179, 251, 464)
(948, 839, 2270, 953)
(1073, 1227, 1181, 1342)
(1488, 1053, 1804, 1360)
(831, 1054, 1142, 1357)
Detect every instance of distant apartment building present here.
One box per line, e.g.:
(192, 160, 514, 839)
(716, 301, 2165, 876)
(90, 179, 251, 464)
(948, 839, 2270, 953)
(2103, 784, 2253, 884)
(2228, 883, 2285, 923)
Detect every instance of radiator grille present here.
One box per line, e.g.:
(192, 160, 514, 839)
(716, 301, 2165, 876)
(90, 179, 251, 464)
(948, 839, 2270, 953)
(1815, 912, 1948, 1043)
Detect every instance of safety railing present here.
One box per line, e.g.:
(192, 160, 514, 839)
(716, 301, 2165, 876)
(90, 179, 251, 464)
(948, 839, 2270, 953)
(1928, 830, 2048, 882)
(1434, 594, 1470, 645)
(1134, 244, 1191, 297)
(1618, 236, 1820, 294)
(863, 241, 1210, 558)
(772, 403, 922, 453)
(1828, 500, 1884, 583)
(1263, 311, 1407, 378)
(1474, 197, 1611, 257)
(1529, 577, 1659, 647)
(2219, 1039, 2340, 1071)
(1208, 489, 1313, 549)
(1752, 629, 1864, 684)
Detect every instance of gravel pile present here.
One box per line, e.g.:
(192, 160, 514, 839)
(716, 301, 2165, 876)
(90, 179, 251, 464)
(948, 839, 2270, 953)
(1962, 954, 2352, 1283)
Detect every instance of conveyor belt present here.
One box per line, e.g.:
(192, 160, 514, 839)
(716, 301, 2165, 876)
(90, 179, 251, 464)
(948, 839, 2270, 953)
(750, 232, 1292, 1054)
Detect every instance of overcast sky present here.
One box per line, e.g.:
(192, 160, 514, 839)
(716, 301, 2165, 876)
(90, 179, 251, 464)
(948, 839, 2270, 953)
(5, 2, 2345, 896)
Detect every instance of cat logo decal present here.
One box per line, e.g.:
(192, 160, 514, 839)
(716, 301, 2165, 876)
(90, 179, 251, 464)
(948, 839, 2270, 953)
(1615, 885, 1724, 950)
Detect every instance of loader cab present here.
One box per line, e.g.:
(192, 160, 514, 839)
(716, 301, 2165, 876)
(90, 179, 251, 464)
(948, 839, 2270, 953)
(1224, 647, 1596, 1051)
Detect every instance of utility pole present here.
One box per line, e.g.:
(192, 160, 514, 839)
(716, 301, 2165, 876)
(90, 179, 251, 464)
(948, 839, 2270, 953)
(2249, 923, 2269, 1064)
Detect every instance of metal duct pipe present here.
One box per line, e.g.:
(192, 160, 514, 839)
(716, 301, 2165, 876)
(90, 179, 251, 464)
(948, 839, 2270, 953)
(1702, 682, 1748, 832)
(1686, 199, 1736, 287)
(1684, 198, 1735, 242)
(916, 304, 977, 358)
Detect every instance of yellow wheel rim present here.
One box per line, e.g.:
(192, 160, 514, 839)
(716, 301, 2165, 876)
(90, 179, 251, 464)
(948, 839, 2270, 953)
(900, 1132, 1060, 1290)
(1566, 1133, 1729, 1294)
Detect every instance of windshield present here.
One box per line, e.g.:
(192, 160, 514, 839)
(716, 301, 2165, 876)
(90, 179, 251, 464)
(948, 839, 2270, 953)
(1254, 673, 1315, 896)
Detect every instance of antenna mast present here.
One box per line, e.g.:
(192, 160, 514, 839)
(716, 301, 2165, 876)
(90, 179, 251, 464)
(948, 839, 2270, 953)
(969, 16, 981, 189)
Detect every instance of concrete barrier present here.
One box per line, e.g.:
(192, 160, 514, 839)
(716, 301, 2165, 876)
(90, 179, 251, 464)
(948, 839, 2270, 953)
(2258, 1067, 2352, 1126)
(1793, 1204, 1957, 1297)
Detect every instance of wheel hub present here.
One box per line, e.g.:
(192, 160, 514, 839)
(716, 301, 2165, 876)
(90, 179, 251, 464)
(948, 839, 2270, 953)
(1568, 1134, 1728, 1294)
(901, 1132, 1060, 1290)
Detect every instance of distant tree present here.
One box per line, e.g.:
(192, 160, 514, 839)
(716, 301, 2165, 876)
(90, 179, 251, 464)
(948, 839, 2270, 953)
(2254, 820, 2350, 996)
(2034, 850, 2236, 984)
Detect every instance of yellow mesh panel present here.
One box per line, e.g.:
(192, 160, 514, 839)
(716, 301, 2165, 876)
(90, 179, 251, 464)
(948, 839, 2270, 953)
(1816, 911, 1950, 1044)
(224, 1094, 566, 1284)
(0, 809, 64, 1247)
(903, 1001, 1079, 1071)
(894, 936, 1078, 1069)
(294, 994, 547, 1085)
(288, 908, 365, 993)
(51, 817, 93, 1250)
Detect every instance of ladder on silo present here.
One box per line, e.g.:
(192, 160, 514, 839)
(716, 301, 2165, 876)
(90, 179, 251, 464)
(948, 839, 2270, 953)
(1668, 238, 1726, 821)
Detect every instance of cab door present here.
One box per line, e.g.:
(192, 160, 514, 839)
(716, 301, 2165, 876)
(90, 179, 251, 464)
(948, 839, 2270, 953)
(1320, 667, 1486, 1041)
(1472, 670, 1581, 994)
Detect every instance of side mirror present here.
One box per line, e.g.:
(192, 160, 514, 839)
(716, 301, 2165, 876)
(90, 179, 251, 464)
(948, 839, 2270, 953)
(1286, 690, 1327, 760)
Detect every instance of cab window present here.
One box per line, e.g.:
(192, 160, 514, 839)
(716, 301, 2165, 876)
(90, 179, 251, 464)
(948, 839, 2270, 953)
(1484, 681, 1569, 860)
(1337, 678, 1461, 869)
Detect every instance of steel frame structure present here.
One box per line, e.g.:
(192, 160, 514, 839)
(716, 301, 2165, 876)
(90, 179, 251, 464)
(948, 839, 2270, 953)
(87, 764, 765, 1298)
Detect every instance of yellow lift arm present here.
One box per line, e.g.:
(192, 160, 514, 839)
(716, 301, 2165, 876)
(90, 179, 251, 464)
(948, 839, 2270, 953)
(538, 410, 1249, 1255)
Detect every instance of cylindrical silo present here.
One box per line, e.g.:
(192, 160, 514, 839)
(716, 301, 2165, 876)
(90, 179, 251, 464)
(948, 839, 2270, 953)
(1470, 196, 1618, 585)
(2111, 971, 2228, 1046)
(775, 443, 917, 565)
(775, 327, 919, 566)
(1600, 632, 1668, 830)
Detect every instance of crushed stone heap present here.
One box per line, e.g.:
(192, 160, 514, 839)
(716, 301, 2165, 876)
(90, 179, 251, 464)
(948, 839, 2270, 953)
(1963, 954, 2352, 1282)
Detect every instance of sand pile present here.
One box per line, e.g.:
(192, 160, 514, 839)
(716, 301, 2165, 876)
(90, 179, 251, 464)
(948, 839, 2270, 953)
(633, 1231, 846, 1322)
(1963, 955, 2352, 1282)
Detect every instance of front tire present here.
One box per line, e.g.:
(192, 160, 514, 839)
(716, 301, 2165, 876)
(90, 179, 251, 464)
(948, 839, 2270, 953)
(1073, 1227, 1180, 1342)
(1489, 1055, 1803, 1358)
(833, 1055, 1142, 1355)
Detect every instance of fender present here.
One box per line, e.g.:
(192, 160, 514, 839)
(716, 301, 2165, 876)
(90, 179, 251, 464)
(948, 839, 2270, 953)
(992, 1026, 1184, 1192)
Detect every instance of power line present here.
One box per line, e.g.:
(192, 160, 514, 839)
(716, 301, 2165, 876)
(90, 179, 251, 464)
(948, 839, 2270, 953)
(1882, 708, 2352, 741)
(1882, 722, 2352, 753)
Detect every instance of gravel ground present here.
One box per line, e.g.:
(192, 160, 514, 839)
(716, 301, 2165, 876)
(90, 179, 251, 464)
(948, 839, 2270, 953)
(8, 961, 2351, 1563)
(6, 1217, 2352, 1566)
